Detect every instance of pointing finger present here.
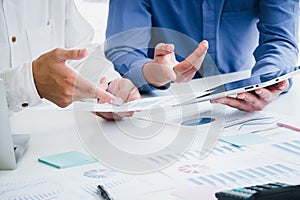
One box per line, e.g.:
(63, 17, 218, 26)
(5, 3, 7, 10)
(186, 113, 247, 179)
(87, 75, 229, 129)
(185, 40, 208, 70)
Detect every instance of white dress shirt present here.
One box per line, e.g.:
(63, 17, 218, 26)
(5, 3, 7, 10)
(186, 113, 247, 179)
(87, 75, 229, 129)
(0, 0, 120, 112)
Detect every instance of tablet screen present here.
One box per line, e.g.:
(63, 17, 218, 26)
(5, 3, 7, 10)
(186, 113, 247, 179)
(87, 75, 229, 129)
(179, 65, 300, 105)
(208, 66, 300, 94)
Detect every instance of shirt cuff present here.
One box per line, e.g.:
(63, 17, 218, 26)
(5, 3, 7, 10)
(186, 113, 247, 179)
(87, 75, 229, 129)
(2, 62, 42, 112)
(123, 58, 168, 92)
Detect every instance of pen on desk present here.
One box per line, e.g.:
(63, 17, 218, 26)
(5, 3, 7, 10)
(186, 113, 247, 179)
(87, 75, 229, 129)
(98, 185, 114, 200)
(277, 122, 300, 132)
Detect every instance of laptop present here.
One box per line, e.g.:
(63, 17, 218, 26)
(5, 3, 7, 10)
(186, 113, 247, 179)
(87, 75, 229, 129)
(0, 79, 30, 170)
(177, 66, 300, 106)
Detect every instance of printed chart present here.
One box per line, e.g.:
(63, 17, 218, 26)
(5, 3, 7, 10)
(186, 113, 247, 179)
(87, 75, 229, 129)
(187, 163, 300, 188)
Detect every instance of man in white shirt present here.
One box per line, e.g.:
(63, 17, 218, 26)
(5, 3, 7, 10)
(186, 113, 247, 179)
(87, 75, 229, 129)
(0, 0, 140, 120)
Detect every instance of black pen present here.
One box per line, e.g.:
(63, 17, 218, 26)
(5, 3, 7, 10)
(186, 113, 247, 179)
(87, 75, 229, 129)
(97, 185, 114, 200)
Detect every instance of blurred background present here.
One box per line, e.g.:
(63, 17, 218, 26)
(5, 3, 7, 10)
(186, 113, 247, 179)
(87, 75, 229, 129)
(75, 0, 109, 43)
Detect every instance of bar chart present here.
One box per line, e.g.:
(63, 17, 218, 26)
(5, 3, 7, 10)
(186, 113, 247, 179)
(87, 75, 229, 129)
(187, 163, 300, 188)
(272, 140, 300, 157)
(146, 143, 245, 166)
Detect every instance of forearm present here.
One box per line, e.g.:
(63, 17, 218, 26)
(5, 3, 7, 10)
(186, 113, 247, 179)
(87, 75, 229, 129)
(252, 0, 299, 75)
(106, 0, 156, 91)
(105, 36, 161, 91)
(253, 41, 298, 75)
(121, 57, 155, 92)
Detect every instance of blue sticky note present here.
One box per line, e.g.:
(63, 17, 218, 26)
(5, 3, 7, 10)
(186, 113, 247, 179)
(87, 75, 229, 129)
(220, 133, 271, 147)
(38, 151, 98, 169)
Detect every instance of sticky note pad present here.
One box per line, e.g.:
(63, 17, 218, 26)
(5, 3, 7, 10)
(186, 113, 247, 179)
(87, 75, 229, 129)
(220, 133, 271, 147)
(38, 151, 98, 169)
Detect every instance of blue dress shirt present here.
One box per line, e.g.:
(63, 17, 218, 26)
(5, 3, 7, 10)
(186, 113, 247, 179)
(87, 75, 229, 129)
(105, 0, 299, 92)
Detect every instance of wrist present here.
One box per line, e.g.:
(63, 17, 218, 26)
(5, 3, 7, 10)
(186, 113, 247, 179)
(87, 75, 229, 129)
(31, 60, 43, 98)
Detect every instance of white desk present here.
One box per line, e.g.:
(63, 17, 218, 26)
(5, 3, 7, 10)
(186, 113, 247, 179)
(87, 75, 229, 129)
(1, 75, 300, 200)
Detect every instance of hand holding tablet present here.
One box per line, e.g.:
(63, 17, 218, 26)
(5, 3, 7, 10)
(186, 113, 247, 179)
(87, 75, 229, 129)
(178, 66, 300, 107)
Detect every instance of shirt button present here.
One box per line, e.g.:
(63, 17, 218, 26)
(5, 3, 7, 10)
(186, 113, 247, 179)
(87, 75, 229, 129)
(21, 103, 29, 107)
(11, 36, 17, 43)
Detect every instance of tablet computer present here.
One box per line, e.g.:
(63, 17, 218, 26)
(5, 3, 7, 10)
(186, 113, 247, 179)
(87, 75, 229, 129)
(178, 66, 300, 106)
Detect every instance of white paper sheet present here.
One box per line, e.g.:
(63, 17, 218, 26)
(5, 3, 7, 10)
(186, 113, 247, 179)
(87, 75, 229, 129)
(64, 90, 210, 112)
(0, 162, 175, 200)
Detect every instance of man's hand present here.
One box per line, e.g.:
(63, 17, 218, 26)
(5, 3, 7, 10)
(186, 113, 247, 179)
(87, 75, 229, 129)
(143, 43, 177, 87)
(173, 40, 208, 82)
(210, 80, 288, 112)
(95, 78, 141, 120)
(143, 40, 208, 87)
(32, 48, 122, 108)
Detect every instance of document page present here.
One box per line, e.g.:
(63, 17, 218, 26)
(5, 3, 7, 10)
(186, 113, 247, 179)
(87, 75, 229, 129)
(67, 91, 209, 112)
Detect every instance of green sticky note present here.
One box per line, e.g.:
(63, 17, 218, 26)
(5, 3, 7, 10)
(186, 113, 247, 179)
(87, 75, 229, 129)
(220, 133, 271, 147)
(38, 151, 97, 169)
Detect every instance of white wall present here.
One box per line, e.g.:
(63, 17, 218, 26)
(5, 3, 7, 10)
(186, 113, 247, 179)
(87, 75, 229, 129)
(75, 0, 109, 44)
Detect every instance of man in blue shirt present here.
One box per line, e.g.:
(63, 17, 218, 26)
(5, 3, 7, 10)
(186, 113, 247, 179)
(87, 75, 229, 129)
(105, 0, 299, 112)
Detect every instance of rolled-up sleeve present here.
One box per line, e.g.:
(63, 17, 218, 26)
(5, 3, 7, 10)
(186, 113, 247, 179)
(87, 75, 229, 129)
(252, 0, 299, 75)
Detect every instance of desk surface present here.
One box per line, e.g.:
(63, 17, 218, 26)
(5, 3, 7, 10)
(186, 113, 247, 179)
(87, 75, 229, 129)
(1, 74, 300, 200)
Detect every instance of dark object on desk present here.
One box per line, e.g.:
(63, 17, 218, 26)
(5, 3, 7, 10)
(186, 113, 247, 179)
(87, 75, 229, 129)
(98, 185, 114, 200)
(215, 182, 300, 200)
